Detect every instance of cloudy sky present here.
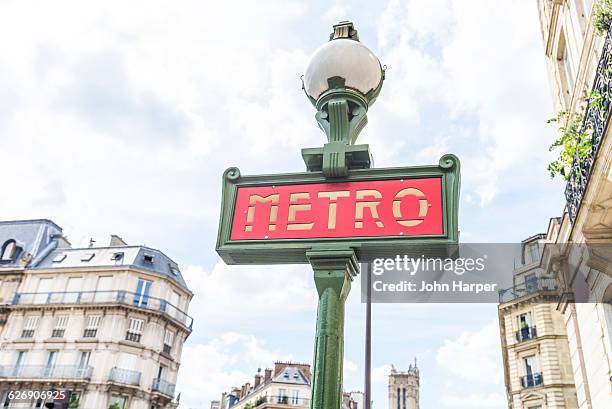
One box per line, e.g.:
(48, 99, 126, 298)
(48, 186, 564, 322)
(0, 0, 568, 408)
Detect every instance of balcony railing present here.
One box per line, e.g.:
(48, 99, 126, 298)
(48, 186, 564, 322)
(516, 326, 537, 342)
(152, 378, 175, 397)
(521, 372, 543, 388)
(498, 278, 558, 303)
(109, 367, 141, 386)
(12, 290, 193, 329)
(0, 365, 93, 379)
(254, 396, 311, 407)
(125, 331, 142, 343)
(565, 25, 612, 223)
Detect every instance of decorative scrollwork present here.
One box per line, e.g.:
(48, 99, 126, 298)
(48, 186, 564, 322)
(439, 154, 460, 171)
(565, 25, 612, 224)
(224, 167, 241, 181)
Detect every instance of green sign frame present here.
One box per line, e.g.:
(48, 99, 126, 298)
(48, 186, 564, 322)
(216, 154, 460, 264)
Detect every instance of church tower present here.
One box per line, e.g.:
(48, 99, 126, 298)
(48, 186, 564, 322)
(388, 360, 419, 409)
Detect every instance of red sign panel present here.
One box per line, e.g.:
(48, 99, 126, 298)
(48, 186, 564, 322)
(230, 177, 443, 240)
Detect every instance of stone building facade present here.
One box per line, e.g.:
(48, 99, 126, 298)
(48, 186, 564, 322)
(0, 219, 193, 409)
(388, 363, 419, 409)
(532, 1, 612, 408)
(498, 232, 578, 409)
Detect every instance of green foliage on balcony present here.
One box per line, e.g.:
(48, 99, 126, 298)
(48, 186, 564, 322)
(547, 111, 593, 180)
(593, 0, 612, 36)
(68, 396, 80, 409)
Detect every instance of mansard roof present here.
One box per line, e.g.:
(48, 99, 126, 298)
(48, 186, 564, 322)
(0, 219, 189, 291)
(0, 219, 62, 268)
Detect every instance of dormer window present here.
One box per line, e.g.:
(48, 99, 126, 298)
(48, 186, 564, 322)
(169, 264, 179, 276)
(81, 253, 95, 262)
(112, 252, 124, 265)
(1, 240, 18, 261)
(52, 253, 67, 263)
(143, 253, 154, 263)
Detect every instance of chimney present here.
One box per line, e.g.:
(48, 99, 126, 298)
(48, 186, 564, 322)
(274, 362, 287, 377)
(264, 368, 272, 382)
(254, 374, 262, 388)
(109, 234, 127, 247)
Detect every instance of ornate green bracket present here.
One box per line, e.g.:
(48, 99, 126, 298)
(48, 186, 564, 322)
(307, 248, 359, 409)
(302, 79, 376, 177)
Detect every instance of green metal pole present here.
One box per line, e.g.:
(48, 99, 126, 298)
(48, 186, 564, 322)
(307, 249, 359, 409)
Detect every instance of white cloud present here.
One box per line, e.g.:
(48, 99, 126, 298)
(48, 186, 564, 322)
(374, 0, 555, 206)
(436, 321, 503, 385)
(344, 359, 358, 374)
(177, 332, 293, 408)
(372, 364, 392, 384)
(183, 262, 317, 324)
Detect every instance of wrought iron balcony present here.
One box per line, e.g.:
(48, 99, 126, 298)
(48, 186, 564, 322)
(12, 290, 193, 329)
(152, 377, 176, 397)
(0, 365, 93, 379)
(516, 326, 537, 342)
(125, 331, 141, 343)
(565, 25, 612, 223)
(109, 367, 141, 386)
(254, 396, 311, 407)
(521, 372, 543, 388)
(498, 278, 558, 303)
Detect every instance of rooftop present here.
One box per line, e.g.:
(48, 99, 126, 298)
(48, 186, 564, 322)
(0, 219, 188, 290)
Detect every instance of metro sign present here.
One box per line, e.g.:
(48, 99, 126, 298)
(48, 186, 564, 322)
(231, 178, 443, 240)
(216, 155, 460, 264)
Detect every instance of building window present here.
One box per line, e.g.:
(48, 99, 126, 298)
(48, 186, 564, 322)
(1, 240, 18, 261)
(396, 387, 400, 409)
(21, 315, 39, 338)
(516, 312, 536, 342)
(12, 351, 26, 376)
(109, 394, 128, 409)
(291, 390, 299, 405)
(558, 31, 574, 95)
(126, 318, 144, 343)
(133, 278, 152, 307)
(583, 0, 593, 14)
(83, 315, 100, 338)
(163, 329, 174, 354)
(525, 272, 538, 293)
(80, 252, 95, 262)
(52, 315, 69, 338)
(77, 351, 91, 376)
(112, 252, 124, 265)
(169, 264, 179, 276)
(52, 253, 67, 263)
(522, 355, 542, 388)
(44, 351, 58, 377)
(277, 389, 287, 404)
(527, 244, 539, 264)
